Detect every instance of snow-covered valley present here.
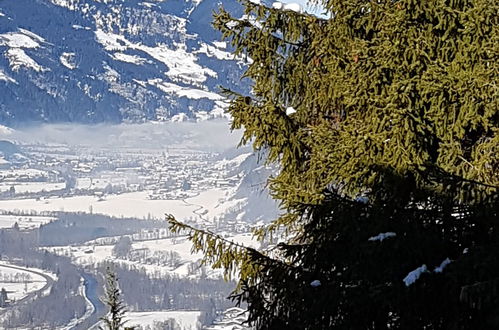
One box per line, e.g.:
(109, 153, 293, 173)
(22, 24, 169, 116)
(0, 121, 276, 329)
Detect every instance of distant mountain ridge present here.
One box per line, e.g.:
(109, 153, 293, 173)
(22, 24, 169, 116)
(0, 0, 247, 125)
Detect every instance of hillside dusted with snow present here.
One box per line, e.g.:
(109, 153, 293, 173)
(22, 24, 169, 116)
(0, 0, 247, 125)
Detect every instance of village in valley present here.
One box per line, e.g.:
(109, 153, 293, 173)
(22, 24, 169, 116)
(0, 133, 274, 329)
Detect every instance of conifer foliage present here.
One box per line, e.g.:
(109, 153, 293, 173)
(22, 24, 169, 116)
(100, 267, 130, 330)
(170, 0, 498, 328)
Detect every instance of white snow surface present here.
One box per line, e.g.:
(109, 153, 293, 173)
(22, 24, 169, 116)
(434, 258, 451, 273)
(0, 69, 16, 83)
(47, 232, 259, 279)
(212, 41, 227, 49)
(0, 261, 57, 302)
(273, 2, 303, 12)
(0, 125, 14, 135)
(0, 29, 48, 72)
(127, 311, 201, 330)
(0, 182, 66, 194)
(94, 30, 216, 84)
(195, 42, 233, 61)
(60, 52, 77, 70)
(310, 280, 321, 287)
(286, 106, 296, 115)
(171, 113, 189, 122)
(112, 52, 149, 65)
(149, 79, 223, 100)
(0, 168, 48, 178)
(368, 232, 396, 242)
(403, 264, 428, 286)
(272, 2, 284, 9)
(0, 31, 41, 49)
(205, 307, 250, 330)
(0, 214, 56, 230)
(283, 3, 303, 12)
(5, 48, 47, 72)
(0, 191, 198, 220)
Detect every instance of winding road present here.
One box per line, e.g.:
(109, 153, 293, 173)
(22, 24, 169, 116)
(0, 262, 54, 315)
(182, 193, 210, 222)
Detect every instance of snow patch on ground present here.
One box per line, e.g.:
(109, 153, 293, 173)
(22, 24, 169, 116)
(195, 42, 234, 61)
(127, 311, 201, 330)
(112, 52, 149, 65)
(0, 214, 56, 230)
(171, 113, 190, 122)
(94, 30, 216, 84)
(47, 241, 197, 278)
(434, 258, 451, 273)
(285, 106, 296, 116)
(0, 182, 66, 194)
(403, 264, 427, 286)
(60, 52, 77, 70)
(0, 69, 16, 84)
(205, 307, 250, 330)
(0, 169, 48, 179)
(184, 188, 234, 220)
(149, 79, 222, 100)
(49, 0, 81, 11)
(310, 280, 321, 287)
(368, 232, 396, 242)
(0, 29, 48, 72)
(46, 232, 259, 280)
(0, 191, 199, 220)
(212, 41, 226, 49)
(0, 31, 41, 49)
(5, 48, 47, 72)
(0, 261, 54, 302)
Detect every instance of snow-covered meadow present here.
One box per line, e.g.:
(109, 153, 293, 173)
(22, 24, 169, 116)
(0, 214, 55, 230)
(126, 311, 201, 330)
(46, 232, 258, 280)
(0, 191, 196, 220)
(0, 261, 57, 302)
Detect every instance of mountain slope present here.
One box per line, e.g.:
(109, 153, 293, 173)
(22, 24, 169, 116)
(0, 0, 247, 125)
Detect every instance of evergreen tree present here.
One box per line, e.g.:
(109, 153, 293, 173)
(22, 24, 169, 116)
(100, 267, 131, 330)
(0, 287, 8, 307)
(169, 0, 498, 329)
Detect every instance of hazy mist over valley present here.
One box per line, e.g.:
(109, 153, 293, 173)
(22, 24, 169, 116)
(0, 118, 278, 329)
(0, 0, 279, 326)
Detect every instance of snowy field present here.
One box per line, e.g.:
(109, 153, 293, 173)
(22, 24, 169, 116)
(88, 310, 201, 330)
(0, 169, 47, 179)
(46, 232, 258, 279)
(126, 311, 201, 330)
(0, 182, 65, 194)
(46, 237, 203, 279)
(0, 191, 199, 220)
(0, 187, 241, 222)
(0, 262, 49, 302)
(205, 307, 250, 330)
(0, 214, 56, 230)
(184, 188, 244, 220)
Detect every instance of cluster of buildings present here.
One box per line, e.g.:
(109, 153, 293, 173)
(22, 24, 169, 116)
(0, 143, 242, 201)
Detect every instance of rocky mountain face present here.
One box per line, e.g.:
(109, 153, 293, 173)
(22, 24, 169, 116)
(0, 0, 247, 125)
